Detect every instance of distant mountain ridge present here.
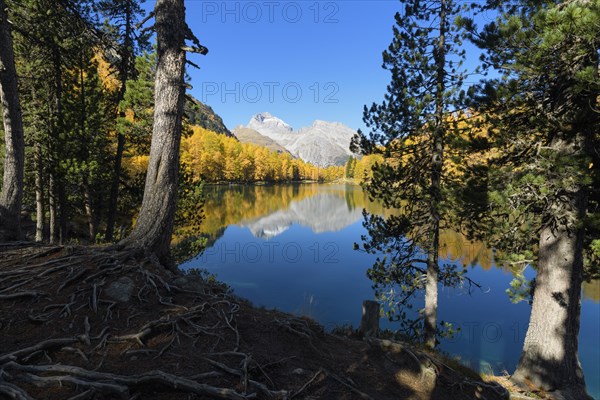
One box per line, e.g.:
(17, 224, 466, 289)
(232, 126, 290, 154)
(184, 98, 233, 137)
(183, 105, 358, 167)
(244, 113, 356, 167)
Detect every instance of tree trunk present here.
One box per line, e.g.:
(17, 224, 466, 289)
(50, 46, 67, 244)
(106, 133, 125, 241)
(119, 0, 186, 267)
(83, 180, 97, 241)
(0, 0, 25, 241)
(106, 6, 133, 242)
(49, 172, 57, 243)
(58, 181, 67, 244)
(78, 53, 97, 242)
(511, 189, 590, 399)
(34, 146, 44, 242)
(47, 47, 63, 244)
(424, 0, 446, 348)
(424, 230, 439, 348)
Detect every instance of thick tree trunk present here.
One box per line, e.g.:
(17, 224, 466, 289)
(0, 0, 25, 241)
(424, 0, 446, 348)
(106, 6, 133, 242)
(119, 0, 186, 266)
(512, 190, 590, 399)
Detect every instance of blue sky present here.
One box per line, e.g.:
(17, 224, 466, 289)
(142, 1, 491, 132)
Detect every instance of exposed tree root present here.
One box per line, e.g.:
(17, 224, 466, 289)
(0, 245, 364, 399)
(0, 379, 35, 400)
(3, 362, 252, 400)
(0, 338, 81, 364)
(290, 369, 324, 399)
(0, 244, 510, 400)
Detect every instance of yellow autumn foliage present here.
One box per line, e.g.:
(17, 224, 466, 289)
(122, 154, 149, 176)
(94, 52, 120, 94)
(181, 126, 346, 183)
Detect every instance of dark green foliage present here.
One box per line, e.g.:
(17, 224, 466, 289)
(9, 0, 102, 241)
(117, 52, 155, 154)
(62, 50, 114, 239)
(467, 0, 600, 278)
(110, 52, 155, 235)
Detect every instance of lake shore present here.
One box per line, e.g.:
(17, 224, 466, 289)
(0, 243, 534, 400)
(202, 179, 361, 186)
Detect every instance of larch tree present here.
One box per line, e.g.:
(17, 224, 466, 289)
(0, 0, 25, 241)
(118, 0, 207, 267)
(351, 0, 471, 347)
(471, 0, 599, 398)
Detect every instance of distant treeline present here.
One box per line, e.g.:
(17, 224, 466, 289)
(179, 126, 383, 184)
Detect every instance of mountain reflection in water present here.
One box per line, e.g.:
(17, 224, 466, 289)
(241, 192, 364, 238)
(194, 184, 495, 270)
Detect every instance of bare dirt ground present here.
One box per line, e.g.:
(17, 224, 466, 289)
(0, 243, 519, 399)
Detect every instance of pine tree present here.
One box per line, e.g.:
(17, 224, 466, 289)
(471, 1, 599, 397)
(351, 0, 471, 346)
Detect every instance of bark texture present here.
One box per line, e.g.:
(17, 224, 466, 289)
(0, 0, 25, 241)
(34, 147, 44, 242)
(119, 0, 186, 265)
(512, 187, 589, 399)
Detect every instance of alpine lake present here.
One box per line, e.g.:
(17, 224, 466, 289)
(179, 183, 600, 399)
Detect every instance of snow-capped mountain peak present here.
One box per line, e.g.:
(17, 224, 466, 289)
(244, 113, 357, 167)
(248, 112, 293, 134)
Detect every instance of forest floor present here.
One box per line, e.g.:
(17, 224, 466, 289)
(0, 243, 545, 400)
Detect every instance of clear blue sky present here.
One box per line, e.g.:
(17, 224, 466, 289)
(143, 1, 490, 132)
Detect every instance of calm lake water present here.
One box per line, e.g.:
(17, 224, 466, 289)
(180, 184, 600, 399)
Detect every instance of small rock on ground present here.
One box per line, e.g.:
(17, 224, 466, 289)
(105, 276, 135, 302)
